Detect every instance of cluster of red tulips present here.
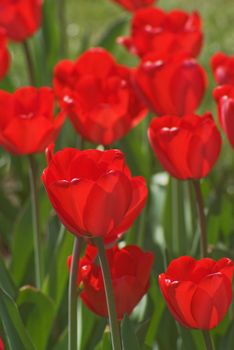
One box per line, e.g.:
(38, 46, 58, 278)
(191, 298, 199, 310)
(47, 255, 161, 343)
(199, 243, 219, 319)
(0, 0, 233, 349)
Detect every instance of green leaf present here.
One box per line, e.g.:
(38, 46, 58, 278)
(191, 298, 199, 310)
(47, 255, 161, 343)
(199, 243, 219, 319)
(0, 256, 17, 299)
(96, 16, 127, 52)
(0, 287, 35, 350)
(121, 315, 141, 350)
(95, 330, 112, 350)
(17, 286, 55, 350)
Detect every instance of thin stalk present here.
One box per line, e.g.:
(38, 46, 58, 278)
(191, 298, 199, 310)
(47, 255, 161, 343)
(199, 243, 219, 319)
(22, 41, 35, 85)
(68, 237, 83, 350)
(192, 180, 207, 258)
(93, 237, 122, 350)
(28, 155, 42, 289)
(58, 0, 67, 57)
(202, 331, 215, 350)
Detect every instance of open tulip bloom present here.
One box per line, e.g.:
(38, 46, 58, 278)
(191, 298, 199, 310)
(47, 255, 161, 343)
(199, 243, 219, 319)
(0, 0, 42, 42)
(53, 47, 147, 146)
(148, 113, 221, 180)
(42, 148, 147, 243)
(118, 8, 203, 58)
(0, 28, 10, 80)
(0, 87, 65, 155)
(133, 53, 207, 116)
(211, 52, 234, 86)
(68, 244, 154, 319)
(159, 256, 234, 330)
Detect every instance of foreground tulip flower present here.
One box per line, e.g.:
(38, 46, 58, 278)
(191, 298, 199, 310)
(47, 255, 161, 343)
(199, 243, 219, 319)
(148, 113, 221, 180)
(0, 0, 42, 41)
(112, 0, 155, 12)
(0, 87, 65, 155)
(42, 148, 147, 243)
(211, 52, 234, 86)
(68, 244, 153, 319)
(213, 85, 234, 148)
(53, 48, 147, 145)
(0, 29, 10, 80)
(118, 8, 203, 57)
(134, 53, 207, 116)
(159, 256, 234, 330)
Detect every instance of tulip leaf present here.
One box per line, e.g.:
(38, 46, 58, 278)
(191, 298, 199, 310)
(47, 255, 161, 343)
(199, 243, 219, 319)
(96, 16, 127, 52)
(121, 315, 141, 350)
(0, 256, 17, 299)
(95, 330, 112, 350)
(0, 287, 35, 350)
(17, 286, 55, 350)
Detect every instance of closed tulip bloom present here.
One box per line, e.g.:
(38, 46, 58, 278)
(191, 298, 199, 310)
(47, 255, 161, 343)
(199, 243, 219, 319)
(118, 8, 203, 58)
(0, 0, 42, 41)
(42, 148, 147, 243)
(148, 113, 221, 180)
(53, 48, 147, 146)
(0, 29, 10, 80)
(68, 244, 153, 319)
(112, 0, 155, 12)
(133, 53, 207, 116)
(211, 52, 234, 86)
(213, 85, 234, 148)
(0, 87, 65, 155)
(159, 256, 234, 330)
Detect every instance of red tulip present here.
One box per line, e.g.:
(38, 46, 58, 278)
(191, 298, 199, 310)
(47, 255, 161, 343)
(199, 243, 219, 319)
(211, 52, 234, 86)
(68, 244, 153, 319)
(148, 113, 221, 180)
(0, 0, 42, 41)
(159, 256, 234, 330)
(0, 87, 65, 155)
(213, 85, 234, 148)
(133, 53, 207, 116)
(112, 0, 155, 12)
(0, 29, 10, 80)
(42, 148, 147, 243)
(118, 8, 203, 58)
(53, 48, 147, 146)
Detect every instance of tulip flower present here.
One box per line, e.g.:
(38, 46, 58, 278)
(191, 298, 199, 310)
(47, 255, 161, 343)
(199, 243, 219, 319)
(213, 85, 234, 148)
(0, 0, 42, 42)
(68, 244, 153, 319)
(133, 53, 207, 116)
(0, 29, 10, 80)
(53, 48, 147, 146)
(112, 0, 155, 12)
(42, 148, 147, 243)
(159, 256, 234, 330)
(118, 8, 203, 58)
(211, 52, 234, 86)
(0, 87, 65, 155)
(0, 337, 3, 350)
(148, 113, 221, 180)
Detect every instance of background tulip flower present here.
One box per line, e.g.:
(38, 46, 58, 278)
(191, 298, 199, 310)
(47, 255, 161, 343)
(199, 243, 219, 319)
(0, 337, 3, 350)
(68, 244, 153, 319)
(0, 0, 42, 42)
(118, 8, 203, 57)
(211, 52, 234, 86)
(213, 85, 234, 148)
(159, 256, 234, 330)
(148, 113, 221, 180)
(42, 148, 147, 243)
(0, 29, 10, 80)
(112, 0, 155, 12)
(133, 53, 207, 116)
(0, 87, 65, 155)
(53, 48, 147, 146)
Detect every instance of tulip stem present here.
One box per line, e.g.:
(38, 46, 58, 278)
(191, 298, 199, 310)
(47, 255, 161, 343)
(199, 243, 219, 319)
(202, 331, 215, 350)
(192, 180, 207, 258)
(58, 0, 67, 57)
(68, 237, 83, 350)
(93, 237, 122, 350)
(28, 155, 42, 289)
(22, 41, 35, 85)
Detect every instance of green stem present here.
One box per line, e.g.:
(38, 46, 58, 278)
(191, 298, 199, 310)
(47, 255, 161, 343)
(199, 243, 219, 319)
(93, 237, 122, 350)
(202, 331, 215, 350)
(28, 155, 42, 289)
(58, 0, 67, 57)
(22, 41, 35, 85)
(192, 180, 207, 258)
(68, 237, 83, 350)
